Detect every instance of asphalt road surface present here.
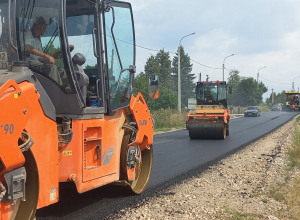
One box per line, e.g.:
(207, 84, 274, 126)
(36, 111, 298, 220)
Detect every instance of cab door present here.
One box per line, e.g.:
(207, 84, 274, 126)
(66, 1, 106, 111)
(102, 1, 135, 112)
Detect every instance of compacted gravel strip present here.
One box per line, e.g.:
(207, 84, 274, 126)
(107, 117, 297, 220)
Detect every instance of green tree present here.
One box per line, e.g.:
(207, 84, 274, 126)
(172, 46, 196, 108)
(266, 91, 286, 105)
(133, 49, 178, 111)
(147, 87, 178, 110)
(86, 64, 98, 69)
(133, 71, 148, 96)
(227, 69, 241, 92)
(229, 77, 267, 106)
(133, 71, 177, 111)
(145, 49, 175, 90)
(227, 69, 242, 104)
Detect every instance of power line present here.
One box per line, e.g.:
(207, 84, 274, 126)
(67, 18, 226, 74)
(68, 18, 222, 70)
(224, 67, 231, 72)
(113, 37, 222, 70)
(259, 76, 290, 84)
(75, 20, 223, 69)
(190, 58, 222, 70)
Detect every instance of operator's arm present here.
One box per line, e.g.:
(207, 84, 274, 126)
(25, 44, 55, 65)
(51, 44, 74, 59)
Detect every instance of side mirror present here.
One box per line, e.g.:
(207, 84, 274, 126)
(149, 75, 159, 99)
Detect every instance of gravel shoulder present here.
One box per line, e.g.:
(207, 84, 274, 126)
(109, 116, 298, 220)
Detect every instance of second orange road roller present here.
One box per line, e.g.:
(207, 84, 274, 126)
(186, 81, 230, 139)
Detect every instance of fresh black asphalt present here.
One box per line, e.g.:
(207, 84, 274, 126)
(36, 111, 299, 220)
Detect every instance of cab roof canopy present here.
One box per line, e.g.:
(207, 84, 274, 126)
(197, 81, 227, 85)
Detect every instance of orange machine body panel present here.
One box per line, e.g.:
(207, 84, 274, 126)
(58, 94, 154, 193)
(0, 80, 28, 173)
(0, 80, 58, 218)
(128, 93, 154, 150)
(58, 111, 126, 193)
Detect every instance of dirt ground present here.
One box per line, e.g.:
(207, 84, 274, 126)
(108, 117, 299, 220)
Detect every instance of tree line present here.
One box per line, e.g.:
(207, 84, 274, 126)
(134, 47, 271, 110)
(133, 46, 196, 111)
(265, 92, 287, 105)
(227, 69, 268, 106)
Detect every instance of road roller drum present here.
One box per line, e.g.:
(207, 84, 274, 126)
(189, 123, 225, 139)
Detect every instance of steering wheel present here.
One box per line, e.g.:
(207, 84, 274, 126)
(52, 45, 75, 59)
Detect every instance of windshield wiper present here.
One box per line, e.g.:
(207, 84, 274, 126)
(44, 27, 58, 54)
(109, 6, 123, 70)
(105, 2, 135, 99)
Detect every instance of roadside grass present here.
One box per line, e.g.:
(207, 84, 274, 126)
(151, 108, 187, 132)
(221, 206, 263, 220)
(287, 116, 300, 168)
(296, 115, 300, 123)
(258, 105, 271, 112)
(267, 115, 300, 220)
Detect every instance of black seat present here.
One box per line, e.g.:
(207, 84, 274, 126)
(87, 75, 97, 95)
(72, 53, 89, 104)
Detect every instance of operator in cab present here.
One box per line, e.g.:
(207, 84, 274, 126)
(22, 17, 72, 86)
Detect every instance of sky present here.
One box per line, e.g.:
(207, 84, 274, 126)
(127, 0, 300, 101)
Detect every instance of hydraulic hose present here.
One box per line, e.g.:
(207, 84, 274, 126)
(19, 131, 33, 152)
(0, 182, 6, 201)
(122, 124, 137, 142)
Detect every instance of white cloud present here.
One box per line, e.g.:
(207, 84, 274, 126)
(127, 0, 300, 100)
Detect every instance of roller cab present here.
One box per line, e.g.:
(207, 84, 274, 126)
(187, 81, 230, 139)
(0, 0, 159, 219)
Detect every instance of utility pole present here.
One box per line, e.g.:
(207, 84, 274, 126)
(177, 32, 195, 113)
(199, 73, 201, 82)
(292, 76, 300, 91)
(272, 88, 274, 104)
(257, 66, 266, 88)
(178, 46, 181, 113)
(110, 49, 114, 77)
(223, 54, 234, 81)
(222, 63, 224, 82)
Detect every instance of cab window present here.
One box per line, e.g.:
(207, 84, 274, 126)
(17, 0, 75, 93)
